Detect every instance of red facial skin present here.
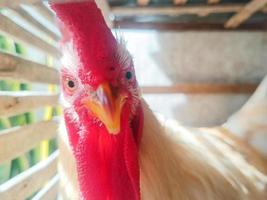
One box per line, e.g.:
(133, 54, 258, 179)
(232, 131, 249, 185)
(51, 1, 144, 200)
(64, 101, 143, 200)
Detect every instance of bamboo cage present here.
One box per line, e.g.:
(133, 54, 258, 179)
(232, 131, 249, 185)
(0, 1, 60, 199)
(0, 0, 266, 200)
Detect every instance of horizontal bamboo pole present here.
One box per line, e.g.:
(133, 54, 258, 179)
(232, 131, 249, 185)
(112, 4, 243, 16)
(0, 92, 59, 117)
(0, 50, 59, 84)
(0, 151, 59, 200)
(208, 0, 221, 4)
(0, 0, 39, 8)
(173, 0, 187, 6)
(137, 0, 150, 6)
(0, 14, 60, 58)
(11, 7, 60, 41)
(0, 119, 58, 164)
(141, 83, 257, 94)
(58, 127, 79, 200)
(111, 4, 267, 17)
(31, 2, 55, 25)
(32, 175, 59, 200)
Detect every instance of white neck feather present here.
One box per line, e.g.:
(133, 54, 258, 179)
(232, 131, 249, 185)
(139, 100, 267, 200)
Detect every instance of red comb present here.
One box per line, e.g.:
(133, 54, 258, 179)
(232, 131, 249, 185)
(50, 0, 117, 75)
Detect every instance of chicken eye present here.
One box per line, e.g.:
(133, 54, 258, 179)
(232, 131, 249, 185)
(63, 77, 77, 95)
(67, 80, 75, 88)
(125, 71, 132, 80)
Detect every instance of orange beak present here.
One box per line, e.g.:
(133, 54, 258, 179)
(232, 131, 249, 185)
(82, 82, 126, 135)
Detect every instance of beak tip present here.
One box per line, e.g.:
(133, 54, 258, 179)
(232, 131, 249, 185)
(108, 128, 120, 135)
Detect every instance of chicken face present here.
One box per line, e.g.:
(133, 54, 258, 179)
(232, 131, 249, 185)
(61, 40, 140, 135)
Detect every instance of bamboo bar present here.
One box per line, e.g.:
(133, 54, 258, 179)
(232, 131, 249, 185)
(0, 151, 59, 200)
(0, 14, 60, 58)
(208, 0, 221, 4)
(0, 0, 39, 8)
(31, 2, 55, 25)
(0, 50, 59, 84)
(111, 4, 267, 17)
(0, 119, 58, 164)
(0, 92, 59, 117)
(32, 175, 59, 200)
(137, 0, 150, 6)
(11, 7, 60, 41)
(173, 0, 187, 6)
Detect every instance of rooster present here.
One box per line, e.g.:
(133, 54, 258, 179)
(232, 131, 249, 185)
(50, 1, 267, 200)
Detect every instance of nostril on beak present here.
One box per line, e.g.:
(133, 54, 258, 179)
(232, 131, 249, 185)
(110, 86, 119, 97)
(96, 86, 110, 107)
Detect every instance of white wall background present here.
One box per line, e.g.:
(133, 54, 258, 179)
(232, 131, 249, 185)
(121, 30, 267, 126)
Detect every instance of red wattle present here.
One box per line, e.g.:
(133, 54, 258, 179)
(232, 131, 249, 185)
(66, 104, 143, 200)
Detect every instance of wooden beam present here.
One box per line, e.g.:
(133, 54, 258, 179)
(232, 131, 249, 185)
(112, 4, 243, 17)
(32, 175, 59, 200)
(0, 119, 58, 164)
(0, 0, 39, 8)
(10, 7, 60, 41)
(57, 127, 79, 200)
(173, 0, 187, 6)
(114, 20, 267, 31)
(0, 151, 58, 200)
(137, 0, 150, 6)
(141, 84, 257, 94)
(31, 2, 55, 25)
(0, 50, 59, 84)
(207, 0, 221, 4)
(225, 0, 267, 28)
(111, 4, 267, 17)
(0, 14, 60, 58)
(0, 92, 58, 117)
